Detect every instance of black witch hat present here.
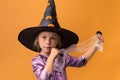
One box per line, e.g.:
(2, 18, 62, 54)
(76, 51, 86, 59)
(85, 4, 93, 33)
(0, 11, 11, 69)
(18, 0, 79, 52)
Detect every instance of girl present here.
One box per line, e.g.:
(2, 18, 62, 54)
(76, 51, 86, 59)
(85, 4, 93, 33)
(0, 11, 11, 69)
(31, 31, 103, 80)
(18, 0, 104, 80)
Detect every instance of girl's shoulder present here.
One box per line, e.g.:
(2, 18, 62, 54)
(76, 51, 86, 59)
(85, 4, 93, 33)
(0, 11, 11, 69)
(34, 54, 48, 60)
(32, 54, 48, 65)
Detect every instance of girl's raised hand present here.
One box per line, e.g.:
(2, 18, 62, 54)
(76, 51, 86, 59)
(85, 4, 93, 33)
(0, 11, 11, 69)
(49, 48, 60, 59)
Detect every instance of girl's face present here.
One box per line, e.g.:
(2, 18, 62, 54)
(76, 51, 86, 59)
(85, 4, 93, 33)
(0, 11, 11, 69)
(38, 31, 61, 55)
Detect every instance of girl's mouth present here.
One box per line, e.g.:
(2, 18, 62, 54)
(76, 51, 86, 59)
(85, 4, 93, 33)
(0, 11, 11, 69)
(44, 47, 51, 50)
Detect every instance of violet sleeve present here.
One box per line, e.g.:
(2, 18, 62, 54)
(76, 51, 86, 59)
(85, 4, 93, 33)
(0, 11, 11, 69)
(65, 55, 87, 67)
(32, 57, 52, 80)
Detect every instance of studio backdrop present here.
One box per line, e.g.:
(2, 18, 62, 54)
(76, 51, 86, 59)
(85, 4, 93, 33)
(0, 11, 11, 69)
(0, 0, 120, 80)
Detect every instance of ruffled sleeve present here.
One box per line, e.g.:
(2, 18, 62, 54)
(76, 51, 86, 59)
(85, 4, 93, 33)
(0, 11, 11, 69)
(32, 56, 52, 80)
(65, 54, 87, 67)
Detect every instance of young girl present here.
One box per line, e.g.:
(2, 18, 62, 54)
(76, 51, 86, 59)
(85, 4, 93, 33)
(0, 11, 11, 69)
(18, 0, 104, 80)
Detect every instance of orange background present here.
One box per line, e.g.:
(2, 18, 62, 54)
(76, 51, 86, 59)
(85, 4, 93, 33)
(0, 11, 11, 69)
(0, 0, 120, 80)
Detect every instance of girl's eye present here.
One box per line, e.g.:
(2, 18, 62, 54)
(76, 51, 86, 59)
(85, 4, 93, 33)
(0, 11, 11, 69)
(42, 36, 46, 39)
(51, 37, 56, 40)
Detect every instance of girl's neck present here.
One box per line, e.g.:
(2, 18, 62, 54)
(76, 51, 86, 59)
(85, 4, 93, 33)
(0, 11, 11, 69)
(40, 51, 50, 57)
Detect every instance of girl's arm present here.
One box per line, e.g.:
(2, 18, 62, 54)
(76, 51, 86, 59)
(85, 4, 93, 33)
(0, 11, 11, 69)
(64, 35, 104, 67)
(44, 48, 60, 74)
(81, 43, 97, 61)
(32, 48, 60, 80)
(65, 34, 104, 62)
(32, 56, 51, 80)
(82, 34, 104, 61)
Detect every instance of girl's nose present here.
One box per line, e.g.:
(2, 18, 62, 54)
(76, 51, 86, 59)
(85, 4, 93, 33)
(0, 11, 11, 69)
(46, 38, 51, 44)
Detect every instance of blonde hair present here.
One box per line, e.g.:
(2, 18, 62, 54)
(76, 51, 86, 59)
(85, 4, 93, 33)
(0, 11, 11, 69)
(33, 36, 41, 52)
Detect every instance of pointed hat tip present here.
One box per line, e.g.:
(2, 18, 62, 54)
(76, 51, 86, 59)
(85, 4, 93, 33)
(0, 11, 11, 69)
(40, 0, 60, 28)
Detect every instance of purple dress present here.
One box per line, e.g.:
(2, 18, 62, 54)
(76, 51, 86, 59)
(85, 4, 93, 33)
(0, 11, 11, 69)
(32, 53, 87, 80)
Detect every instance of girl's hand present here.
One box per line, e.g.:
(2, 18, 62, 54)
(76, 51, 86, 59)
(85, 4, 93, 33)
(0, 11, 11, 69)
(95, 32, 104, 52)
(49, 48, 60, 59)
(96, 31, 104, 43)
(96, 34, 104, 43)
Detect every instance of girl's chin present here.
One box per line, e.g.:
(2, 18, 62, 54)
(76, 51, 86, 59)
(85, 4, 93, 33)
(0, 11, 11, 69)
(44, 50, 51, 54)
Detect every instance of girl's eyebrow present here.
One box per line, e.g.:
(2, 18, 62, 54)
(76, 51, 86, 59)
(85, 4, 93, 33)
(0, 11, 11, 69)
(40, 34, 47, 36)
(52, 35, 58, 37)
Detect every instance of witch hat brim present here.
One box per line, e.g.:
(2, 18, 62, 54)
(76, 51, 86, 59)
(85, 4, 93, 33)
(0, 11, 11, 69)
(18, 0, 79, 52)
(18, 26, 79, 52)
